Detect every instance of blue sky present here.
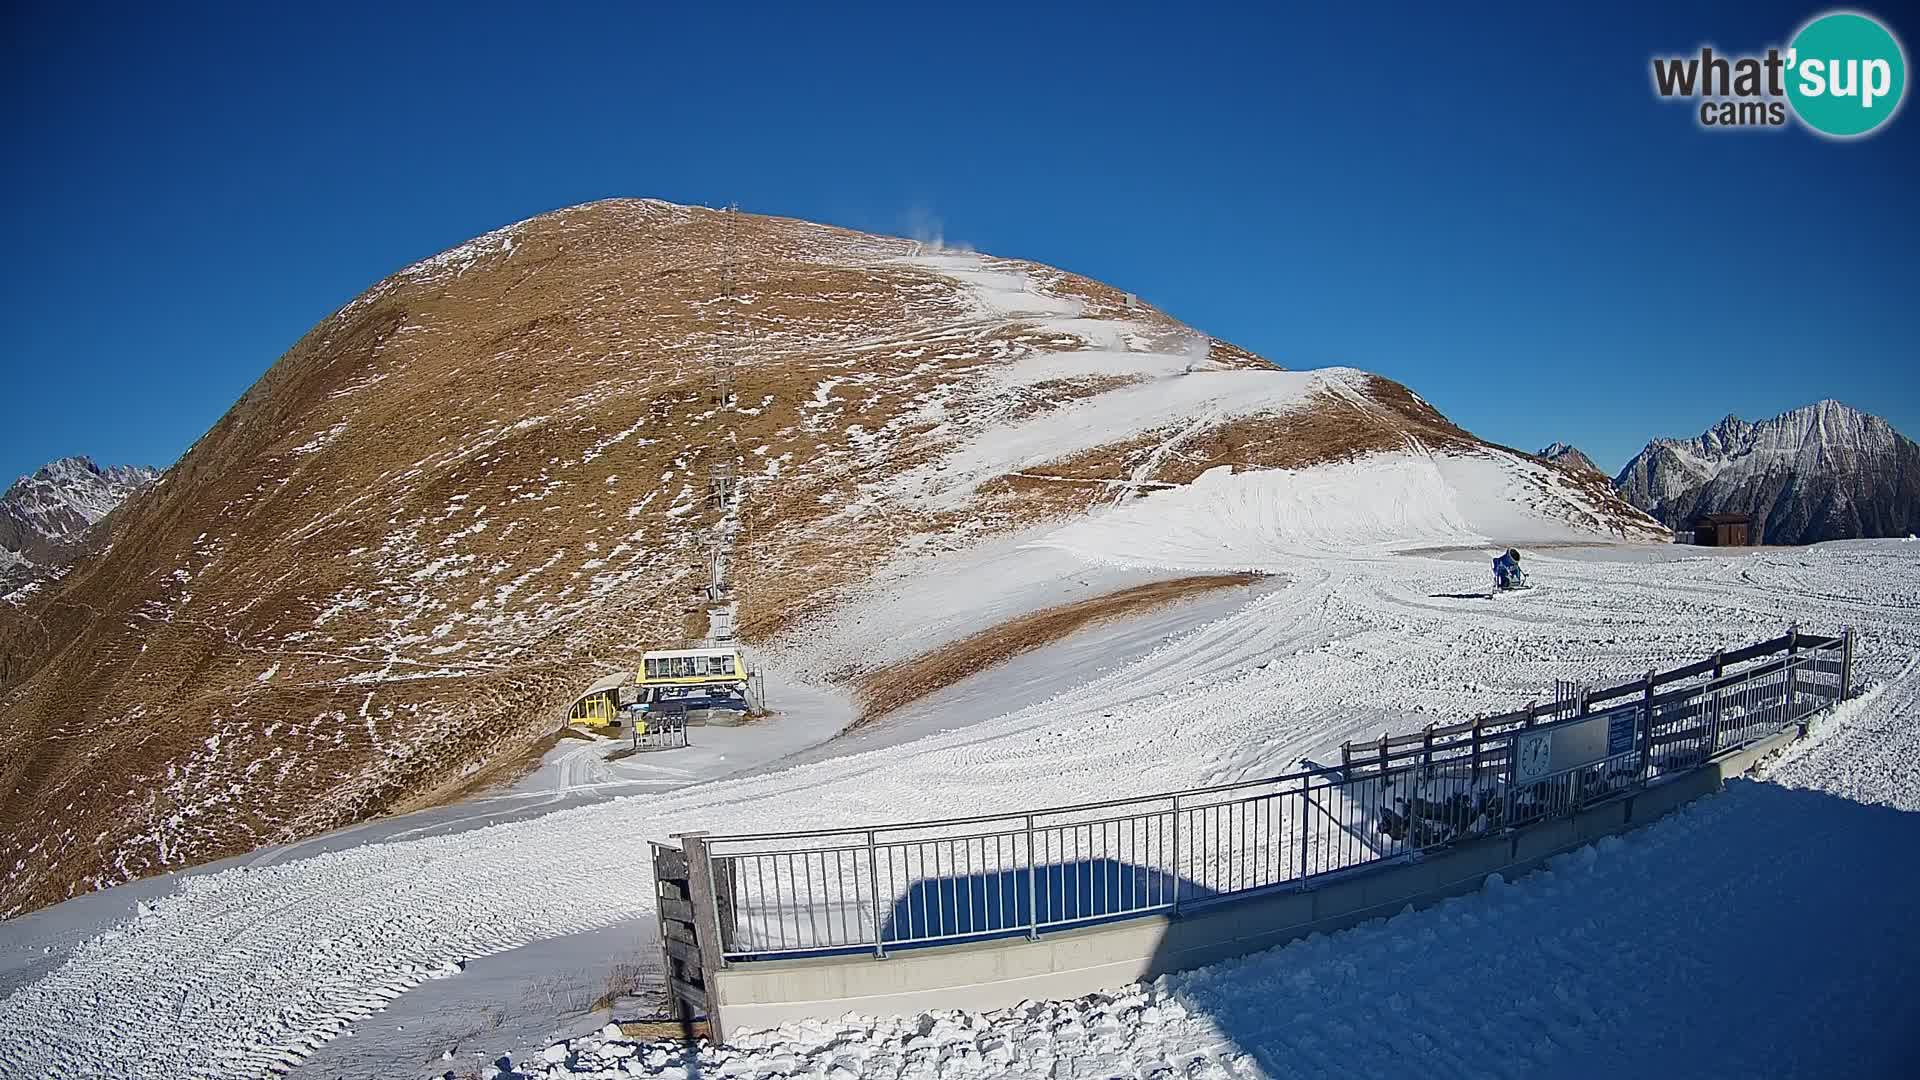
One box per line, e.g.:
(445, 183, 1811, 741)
(2, 2, 1914, 484)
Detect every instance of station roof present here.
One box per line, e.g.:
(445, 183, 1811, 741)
(568, 670, 632, 709)
(641, 647, 741, 660)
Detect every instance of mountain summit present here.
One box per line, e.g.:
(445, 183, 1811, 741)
(1614, 401, 1920, 544)
(0, 199, 1662, 913)
(0, 455, 159, 596)
(1538, 442, 1602, 477)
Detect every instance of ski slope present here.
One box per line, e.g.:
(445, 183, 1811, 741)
(523, 668, 1920, 1079)
(1, 533, 1915, 1078)
(1036, 451, 1619, 567)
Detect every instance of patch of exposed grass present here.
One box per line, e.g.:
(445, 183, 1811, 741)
(855, 573, 1263, 724)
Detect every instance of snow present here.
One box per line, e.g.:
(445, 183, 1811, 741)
(489, 625, 1920, 1080)
(398, 223, 520, 286)
(770, 578, 1282, 772)
(984, 343, 1216, 391)
(0, 455, 159, 577)
(1036, 450, 1615, 568)
(769, 529, 1178, 675)
(517, 720, 1920, 1078)
(2, 537, 1915, 1079)
(895, 254, 1084, 321)
(895, 368, 1355, 511)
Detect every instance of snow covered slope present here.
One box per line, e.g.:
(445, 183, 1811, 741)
(1615, 400, 1920, 544)
(0, 540, 1912, 1079)
(517, 654, 1920, 1080)
(0, 200, 1660, 916)
(1040, 450, 1651, 569)
(0, 456, 158, 597)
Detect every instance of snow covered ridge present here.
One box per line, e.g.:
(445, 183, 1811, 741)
(1615, 400, 1920, 544)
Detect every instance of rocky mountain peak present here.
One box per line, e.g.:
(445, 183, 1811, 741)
(1615, 401, 1917, 544)
(1, 454, 161, 586)
(1538, 442, 1602, 475)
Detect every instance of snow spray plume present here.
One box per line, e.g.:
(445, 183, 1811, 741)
(905, 206, 972, 254)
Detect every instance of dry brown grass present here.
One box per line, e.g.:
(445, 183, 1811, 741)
(590, 957, 648, 1013)
(0, 201, 915, 911)
(617, 1018, 710, 1042)
(383, 724, 584, 816)
(854, 573, 1263, 723)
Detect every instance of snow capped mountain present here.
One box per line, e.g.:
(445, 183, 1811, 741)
(1614, 401, 1920, 544)
(0, 456, 159, 594)
(1538, 442, 1602, 476)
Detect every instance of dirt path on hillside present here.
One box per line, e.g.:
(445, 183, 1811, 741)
(854, 573, 1264, 724)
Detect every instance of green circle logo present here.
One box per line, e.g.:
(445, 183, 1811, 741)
(1786, 11, 1907, 137)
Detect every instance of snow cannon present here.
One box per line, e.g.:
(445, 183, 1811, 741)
(1493, 548, 1530, 592)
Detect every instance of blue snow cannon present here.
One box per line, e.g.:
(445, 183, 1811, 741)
(1493, 548, 1529, 591)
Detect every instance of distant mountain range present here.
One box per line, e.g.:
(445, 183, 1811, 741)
(1614, 401, 1919, 545)
(0, 456, 160, 597)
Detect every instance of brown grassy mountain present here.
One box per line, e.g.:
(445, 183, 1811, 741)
(0, 199, 1660, 915)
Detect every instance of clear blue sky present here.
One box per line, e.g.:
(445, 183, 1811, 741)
(2, 2, 1914, 483)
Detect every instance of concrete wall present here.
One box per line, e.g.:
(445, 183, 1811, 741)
(708, 727, 1800, 1040)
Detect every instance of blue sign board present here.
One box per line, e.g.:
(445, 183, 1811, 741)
(1607, 709, 1637, 757)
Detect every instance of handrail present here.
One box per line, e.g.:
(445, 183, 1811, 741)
(707, 628, 1839, 846)
(688, 627, 1853, 965)
(1353, 629, 1822, 753)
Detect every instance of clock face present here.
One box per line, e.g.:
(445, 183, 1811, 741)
(1517, 734, 1552, 782)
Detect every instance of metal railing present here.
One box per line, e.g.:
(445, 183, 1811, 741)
(632, 715, 691, 752)
(685, 628, 1852, 961)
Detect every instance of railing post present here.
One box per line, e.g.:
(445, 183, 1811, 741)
(1786, 628, 1800, 721)
(1841, 627, 1854, 700)
(676, 831, 728, 1038)
(866, 830, 884, 959)
(1706, 681, 1722, 758)
(1502, 736, 1517, 827)
(1421, 724, 1435, 770)
(1377, 731, 1389, 773)
(1637, 670, 1656, 783)
(1025, 814, 1040, 938)
(1169, 797, 1182, 915)
(1340, 741, 1351, 778)
(1469, 717, 1484, 785)
(1297, 776, 1312, 880)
